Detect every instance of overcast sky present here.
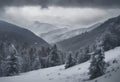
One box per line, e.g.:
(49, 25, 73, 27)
(0, 0, 120, 29)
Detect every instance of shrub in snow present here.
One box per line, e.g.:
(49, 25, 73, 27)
(95, 80, 98, 82)
(112, 59, 118, 64)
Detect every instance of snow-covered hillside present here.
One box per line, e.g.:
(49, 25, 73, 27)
(0, 47, 120, 82)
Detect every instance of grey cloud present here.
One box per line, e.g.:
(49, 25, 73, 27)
(0, 0, 49, 8)
(0, 0, 120, 9)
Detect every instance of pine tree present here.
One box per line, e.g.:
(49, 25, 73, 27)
(20, 46, 30, 72)
(89, 44, 106, 79)
(47, 45, 61, 67)
(77, 47, 90, 64)
(32, 54, 41, 70)
(6, 44, 19, 76)
(65, 52, 75, 69)
(27, 47, 41, 70)
(0, 42, 4, 76)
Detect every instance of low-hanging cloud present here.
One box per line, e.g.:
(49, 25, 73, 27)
(3, 6, 120, 28)
(0, 0, 120, 9)
(0, 0, 120, 32)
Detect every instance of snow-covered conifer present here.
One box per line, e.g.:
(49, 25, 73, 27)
(89, 42, 106, 79)
(6, 44, 19, 76)
(65, 52, 75, 69)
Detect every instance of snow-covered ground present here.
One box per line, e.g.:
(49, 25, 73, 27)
(0, 61, 90, 82)
(1, 47, 120, 82)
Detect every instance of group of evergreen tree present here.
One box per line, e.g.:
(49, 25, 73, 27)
(65, 47, 90, 69)
(0, 40, 107, 80)
(0, 41, 65, 77)
(64, 41, 106, 80)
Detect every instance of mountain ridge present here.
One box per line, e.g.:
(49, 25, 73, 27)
(0, 20, 50, 47)
(57, 15, 120, 51)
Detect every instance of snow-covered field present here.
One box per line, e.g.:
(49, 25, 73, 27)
(0, 47, 120, 82)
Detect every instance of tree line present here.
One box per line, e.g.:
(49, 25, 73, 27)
(0, 40, 106, 80)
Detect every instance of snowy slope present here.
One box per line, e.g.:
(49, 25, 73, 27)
(88, 68, 120, 82)
(105, 47, 120, 61)
(0, 47, 120, 82)
(0, 61, 90, 82)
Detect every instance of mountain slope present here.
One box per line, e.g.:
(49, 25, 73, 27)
(40, 23, 101, 44)
(0, 46, 120, 82)
(54, 23, 101, 43)
(40, 28, 71, 43)
(57, 15, 120, 51)
(0, 21, 50, 47)
(29, 21, 58, 35)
